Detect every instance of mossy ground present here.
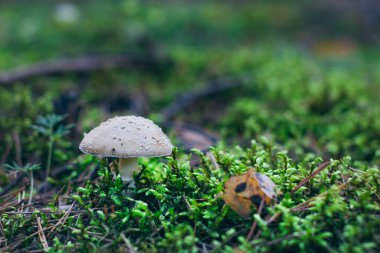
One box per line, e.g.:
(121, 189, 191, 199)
(2, 145, 379, 252)
(0, 1, 379, 252)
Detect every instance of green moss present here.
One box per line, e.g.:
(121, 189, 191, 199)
(3, 142, 378, 252)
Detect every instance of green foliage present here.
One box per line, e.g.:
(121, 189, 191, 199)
(4, 162, 41, 172)
(0, 86, 52, 132)
(32, 114, 73, 139)
(31, 114, 74, 179)
(221, 49, 380, 161)
(4, 142, 377, 252)
(4, 162, 41, 205)
(0, 86, 53, 169)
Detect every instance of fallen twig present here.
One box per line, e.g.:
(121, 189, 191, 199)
(36, 216, 49, 249)
(291, 161, 330, 194)
(0, 176, 25, 197)
(47, 202, 75, 237)
(291, 180, 350, 211)
(246, 198, 265, 241)
(0, 54, 171, 84)
(120, 233, 137, 253)
(0, 199, 26, 213)
(0, 223, 55, 252)
(4, 210, 84, 215)
(252, 232, 306, 247)
(253, 181, 351, 241)
(0, 186, 26, 202)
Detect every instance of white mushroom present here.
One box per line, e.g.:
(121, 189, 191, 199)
(79, 116, 173, 186)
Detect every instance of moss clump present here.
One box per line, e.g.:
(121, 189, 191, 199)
(3, 141, 378, 252)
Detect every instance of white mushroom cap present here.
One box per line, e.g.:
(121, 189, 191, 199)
(79, 116, 173, 158)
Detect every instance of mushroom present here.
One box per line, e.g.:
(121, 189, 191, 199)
(79, 116, 173, 185)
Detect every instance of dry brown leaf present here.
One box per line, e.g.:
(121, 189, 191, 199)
(220, 168, 277, 218)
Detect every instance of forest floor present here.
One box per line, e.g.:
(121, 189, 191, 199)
(0, 1, 379, 252)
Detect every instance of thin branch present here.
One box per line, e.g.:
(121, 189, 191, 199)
(291, 161, 330, 194)
(265, 212, 282, 226)
(246, 198, 265, 241)
(264, 181, 351, 228)
(0, 199, 26, 213)
(47, 202, 75, 237)
(120, 233, 136, 253)
(36, 216, 49, 249)
(0, 54, 170, 84)
(0, 186, 26, 201)
(0, 223, 56, 251)
(253, 229, 262, 241)
(252, 232, 305, 247)
(4, 210, 85, 215)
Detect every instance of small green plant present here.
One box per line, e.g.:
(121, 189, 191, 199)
(5, 162, 41, 205)
(31, 114, 73, 184)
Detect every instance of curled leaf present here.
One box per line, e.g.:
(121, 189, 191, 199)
(220, 168, 277, 218)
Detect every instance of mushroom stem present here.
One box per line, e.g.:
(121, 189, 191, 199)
(118, 157, 139, 185)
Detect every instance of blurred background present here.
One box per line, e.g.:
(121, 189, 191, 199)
(0, 0, 380, 173)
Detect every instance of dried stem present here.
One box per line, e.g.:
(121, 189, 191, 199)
(120, 233, 137, 253)
(47, 202, 75, 237)
(246, 198, 265, 241)
(28, 171, 34, 205)
(291, 161, 330, 194)
(36, 216, 49, 249)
